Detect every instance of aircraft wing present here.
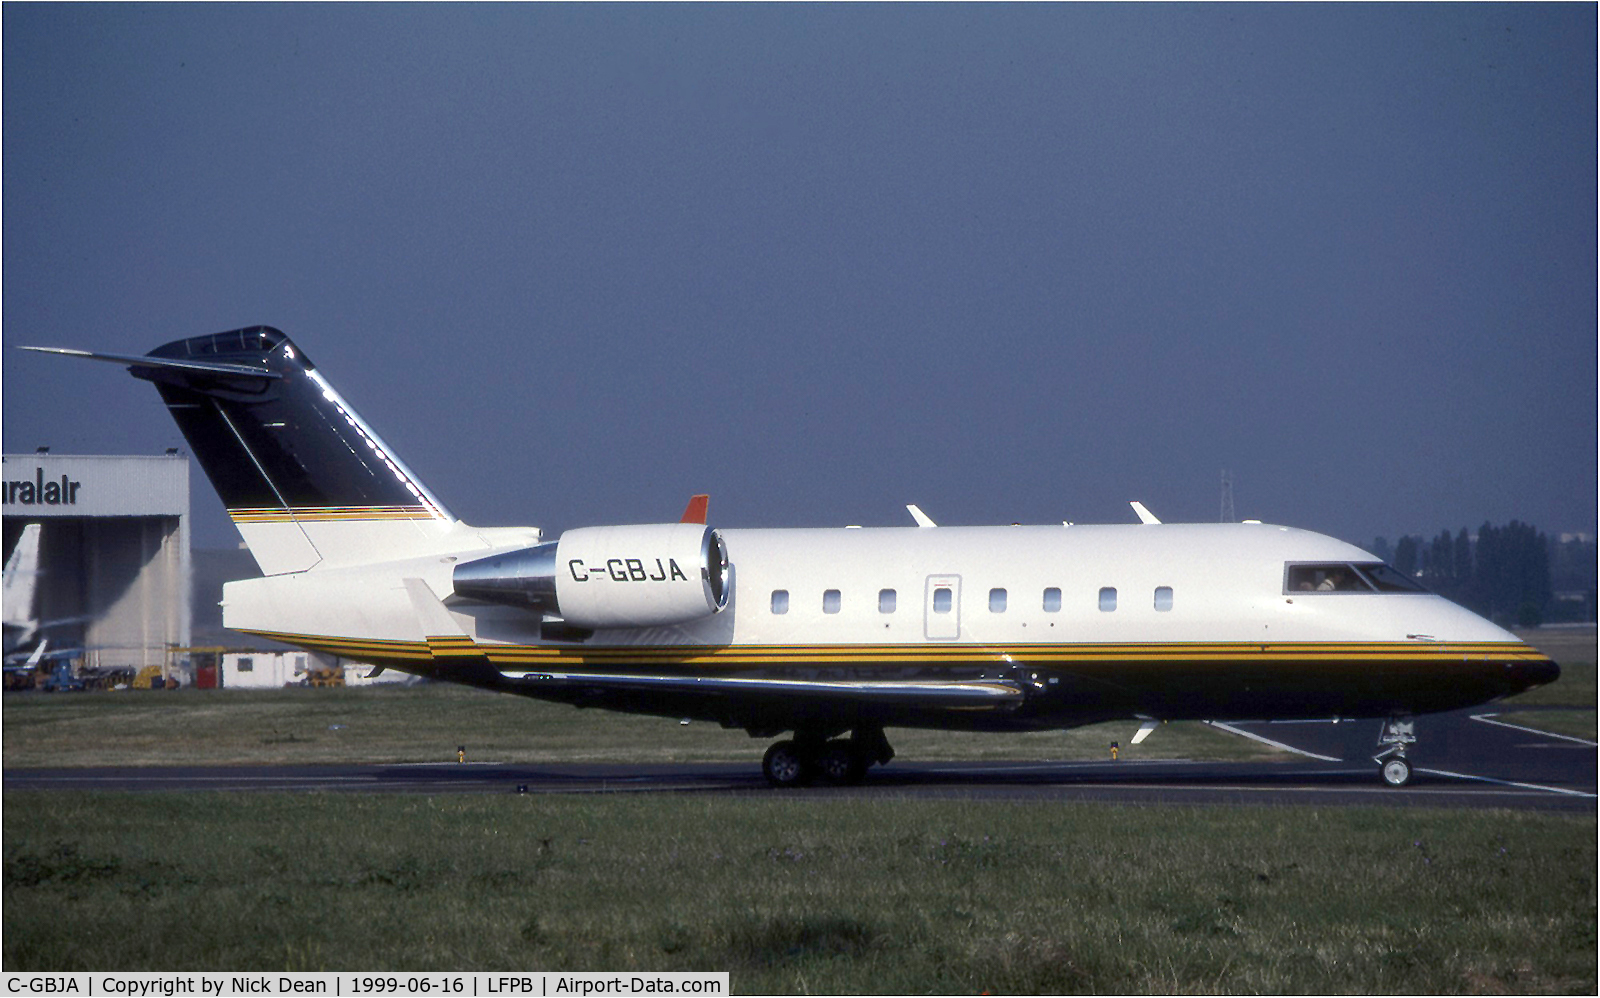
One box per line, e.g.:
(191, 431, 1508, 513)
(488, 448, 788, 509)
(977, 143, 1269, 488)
(493, 669, 1025, 707)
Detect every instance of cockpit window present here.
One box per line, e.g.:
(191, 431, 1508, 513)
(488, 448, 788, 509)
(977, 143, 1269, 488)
(1353, 562, 1428, 593)
(1284, 562, 1427, 594)
(1286, 564, 1368, 592)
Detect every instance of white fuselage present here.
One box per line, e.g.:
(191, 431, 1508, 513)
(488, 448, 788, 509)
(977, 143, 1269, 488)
(223, 521, 1517, 651)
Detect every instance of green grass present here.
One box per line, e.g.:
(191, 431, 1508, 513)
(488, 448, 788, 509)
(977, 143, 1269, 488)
(3, 793, 1594, 993)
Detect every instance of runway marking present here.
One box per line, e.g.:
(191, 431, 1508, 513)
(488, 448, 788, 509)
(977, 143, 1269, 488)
(1203, 721, 1342, 762)
(1024, 781, 1565, 799)
(1416, 767, 1596, 799)
(1235, 719, 1348, 725)
(922, 760, 1205, 775)
(1470, 713, 1599, 746)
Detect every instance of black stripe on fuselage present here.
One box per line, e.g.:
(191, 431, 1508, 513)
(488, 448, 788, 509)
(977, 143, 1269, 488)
(236, 629, 1558, 732)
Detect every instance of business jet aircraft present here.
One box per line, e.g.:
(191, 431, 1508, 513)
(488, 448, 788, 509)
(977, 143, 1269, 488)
(23, 328, 1559, 787)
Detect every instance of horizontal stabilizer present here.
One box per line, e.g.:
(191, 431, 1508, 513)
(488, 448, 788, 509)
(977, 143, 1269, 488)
(17, 346, 281, 380)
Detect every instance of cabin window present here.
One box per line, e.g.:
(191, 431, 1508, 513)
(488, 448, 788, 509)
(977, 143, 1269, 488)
(1098, 587, 1117, 611)
(1042, 587, 1061, 612)
(1154, 586, 1174, 611)
(988, 588, 1007, 612)
(879, 589, 897, 613)
(823, 589, 841, 614)
(771, 590, 789, 614)
(933, 588, 953, 613)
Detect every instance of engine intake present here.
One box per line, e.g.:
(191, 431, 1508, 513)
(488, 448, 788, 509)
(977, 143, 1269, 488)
(454, 523, 729, 629)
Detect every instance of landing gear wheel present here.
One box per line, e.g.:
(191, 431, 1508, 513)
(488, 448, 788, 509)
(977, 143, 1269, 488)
(816, 740, 868, 786)
(1380, 757, 1412, 787)
(1375, 716, 1417, 788)
(762, 740, 810, 788)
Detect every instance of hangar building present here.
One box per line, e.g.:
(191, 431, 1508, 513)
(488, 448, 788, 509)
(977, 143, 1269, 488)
(2, 451, 191, 676)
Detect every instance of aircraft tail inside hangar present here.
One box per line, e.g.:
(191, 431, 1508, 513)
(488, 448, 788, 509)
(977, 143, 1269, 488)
(2, 452, 191, 675)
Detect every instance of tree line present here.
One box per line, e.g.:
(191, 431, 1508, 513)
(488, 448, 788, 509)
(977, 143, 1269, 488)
(1367, 522, 1595, 627)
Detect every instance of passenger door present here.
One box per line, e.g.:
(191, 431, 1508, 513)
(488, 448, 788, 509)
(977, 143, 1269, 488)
(924, 575, 961, 640)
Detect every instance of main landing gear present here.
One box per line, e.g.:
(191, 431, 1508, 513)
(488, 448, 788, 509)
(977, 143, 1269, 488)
(761, 726, 894, 788)
(1374, 716, 1416, 787)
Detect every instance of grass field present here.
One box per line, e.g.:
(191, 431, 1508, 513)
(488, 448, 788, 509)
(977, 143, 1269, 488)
(3, 793, 1594, 992)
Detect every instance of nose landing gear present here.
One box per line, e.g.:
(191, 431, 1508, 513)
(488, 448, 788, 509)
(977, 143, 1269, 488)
(1380, 755, 1413, 787)
(1374, 716, 1416, 786)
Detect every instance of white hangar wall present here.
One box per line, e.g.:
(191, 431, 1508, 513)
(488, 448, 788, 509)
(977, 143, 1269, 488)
(2, 453, 191, 671)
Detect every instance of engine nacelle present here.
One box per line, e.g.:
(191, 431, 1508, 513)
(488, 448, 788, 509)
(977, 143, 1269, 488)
(453, 523, 729, 629)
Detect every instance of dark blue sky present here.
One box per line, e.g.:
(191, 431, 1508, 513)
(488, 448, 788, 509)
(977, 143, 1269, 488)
(5, 4, 1595, 551)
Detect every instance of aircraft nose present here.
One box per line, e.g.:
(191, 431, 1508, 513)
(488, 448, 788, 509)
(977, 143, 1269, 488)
(1508, 657, 1560, 694)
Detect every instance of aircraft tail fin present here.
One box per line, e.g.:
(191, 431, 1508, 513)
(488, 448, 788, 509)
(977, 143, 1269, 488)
(23, 328, 459, 575)
(2, 523, 42, 635)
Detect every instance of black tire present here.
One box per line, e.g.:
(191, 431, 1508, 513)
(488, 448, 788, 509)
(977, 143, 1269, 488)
(762, 740, 810, 788)
(1380, 756, 1412, 787)
(816, 740, 868, 785)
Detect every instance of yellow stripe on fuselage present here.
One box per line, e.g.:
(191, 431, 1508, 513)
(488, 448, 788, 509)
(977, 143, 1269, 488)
(228, 506, 441, 523)
(235, 630, 1551, 670)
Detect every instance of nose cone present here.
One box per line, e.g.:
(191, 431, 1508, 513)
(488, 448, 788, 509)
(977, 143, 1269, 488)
(1508, 656, 1561, 695)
